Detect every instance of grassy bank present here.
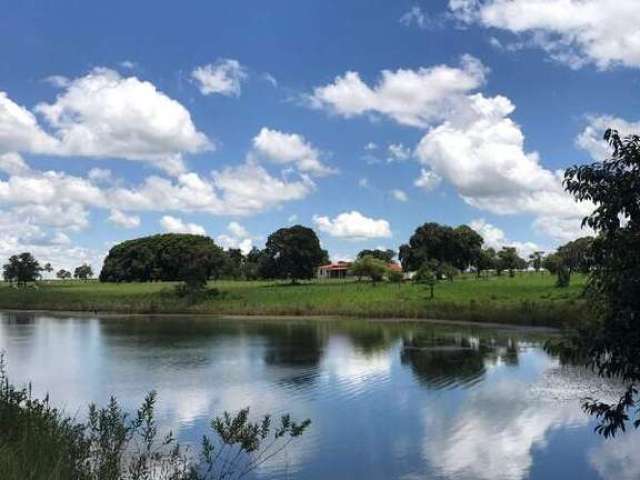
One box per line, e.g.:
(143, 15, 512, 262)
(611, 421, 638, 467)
(0, 273, 589, 327)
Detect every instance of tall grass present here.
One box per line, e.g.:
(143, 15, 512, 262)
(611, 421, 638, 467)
(0, 354, 309, 480)
(0, 273, 589, 327)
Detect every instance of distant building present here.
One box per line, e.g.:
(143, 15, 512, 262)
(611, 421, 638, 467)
(318, 261, 404, 280)
(317, 261, 352, 279)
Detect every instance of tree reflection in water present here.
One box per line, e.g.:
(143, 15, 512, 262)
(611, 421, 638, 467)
(401, 332, 521, 390)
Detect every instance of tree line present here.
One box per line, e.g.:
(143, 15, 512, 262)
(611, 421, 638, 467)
(2, 252, 93, 286)
(2, 222, 594, 291)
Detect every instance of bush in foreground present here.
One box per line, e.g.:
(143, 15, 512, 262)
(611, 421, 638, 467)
(0, 354, 310, 480)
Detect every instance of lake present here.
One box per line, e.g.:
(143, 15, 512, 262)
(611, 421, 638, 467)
(0, 311, 636, 480)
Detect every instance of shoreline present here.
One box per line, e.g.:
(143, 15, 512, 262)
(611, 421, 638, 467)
(0, 308, 561, 333)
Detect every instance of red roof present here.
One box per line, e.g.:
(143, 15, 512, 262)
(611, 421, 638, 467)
(386, 262, 402, 272)
(319, 261, 352, 271)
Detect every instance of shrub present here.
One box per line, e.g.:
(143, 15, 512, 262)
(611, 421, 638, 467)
(0, 354, 310, 480)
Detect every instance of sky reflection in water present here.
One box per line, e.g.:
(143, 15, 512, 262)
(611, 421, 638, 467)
(0, 312, 637, 480)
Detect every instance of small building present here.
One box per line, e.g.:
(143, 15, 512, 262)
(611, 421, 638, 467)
(317, 261, 352, 280)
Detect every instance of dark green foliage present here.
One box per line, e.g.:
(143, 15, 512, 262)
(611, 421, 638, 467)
(387, 269, 404, 283)
(414, 261, 438, 299)
(100, 234, 225, 284)
(258, 225, 325, 282)
(497, 247, 524, 278)
(356, 249, 395, 263)
(475, 247, 497, 278)
(74, 264, 94, 281)
(561, 129, 640, 437)
(399, 222, 483, 272)
(2, 253, 41, 286)
(542, 253, 561, 275)
(56, 269, 72, 280)
(529, 251, 544, 273)
(0, 354, 310, 479)
(350, 256, 388, 283)
(556, 265, 571, 288)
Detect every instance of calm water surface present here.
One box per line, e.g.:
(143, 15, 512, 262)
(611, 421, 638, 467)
(0, 312, 636, 480)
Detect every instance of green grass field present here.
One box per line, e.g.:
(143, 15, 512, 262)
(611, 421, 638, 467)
(0, 273, 589, 327)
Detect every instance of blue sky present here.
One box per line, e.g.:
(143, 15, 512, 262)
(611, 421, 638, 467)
(0, 0, 638, 270)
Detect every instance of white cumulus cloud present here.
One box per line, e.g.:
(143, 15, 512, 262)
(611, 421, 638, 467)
(108, 209, 140, 229)
(449, 0, 640, 69)
(313, 211, 392, 240)
(252, 127, 335, 176)
(191, 59, 247, 96)
(160, 215, 206, 235)
(308, 54, 487, 128)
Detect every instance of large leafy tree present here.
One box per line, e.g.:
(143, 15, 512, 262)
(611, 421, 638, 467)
(356, 249, 395, 263)
(74, 264, 94, 281)
(2, 253, 41, 286)
(399, 222, 483, 272)
(350, 255, 388, 283)
(259, 225, 325, 282)
(497, 247, 524, 277)
(476, 248, 497, 278)
(562, 129, 640, 436)
(100, 234, 225, 283)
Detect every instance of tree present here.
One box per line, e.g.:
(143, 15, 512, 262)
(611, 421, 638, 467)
(529, 251, 544, 273)
(453, 225, 484, 272)
(100, 234, 225, 283)
(74, 264, 94, 281)
(497, 247, 523, 278)
(42, 262, 53, 278)
(557, 237, 593, 275)
(476, 248, 496, 278)
(560, 129, 640, 436)
(356, 249, 395, 263)
(56, 269, 72, 280)
(2, 253, 41, 286)
(399, 222, 483, 272)
(350, 256, 388, 284)
(242, 247, 263, 280)
(259, 225, 325, 282)
(177, 246, 222, 291)
(439, 262, 459, 282)
(542, 253, 561, 275)
(414, 261, 438, 299)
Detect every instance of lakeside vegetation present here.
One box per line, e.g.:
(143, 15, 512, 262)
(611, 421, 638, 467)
(0, 273, 588, 327)
(0, 354, 310, 480)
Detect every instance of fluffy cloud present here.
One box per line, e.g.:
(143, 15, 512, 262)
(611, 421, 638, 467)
(160, 215, 206, 235)
(1, 68, 211, 175)
(108, 209, 140, 229)
(576, 115, 640, 161)
(450, 0, 640, 69)
(215, 221, 254, 254)
(313, 210, 392, 240)
(308, 54, 487, 127)
(191, 59, 247, 96)
(308, 55, 592, 244)
(470, 218, 540, 257)
(0, 154, 314, 240)
(108, 162, 314, 216)
(0, 210, 100, 273)
(34, 68, 210, 174)
(252, 128, 335, 176)
(414, 93, 593, 240)
(0, 92, 58, 154)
